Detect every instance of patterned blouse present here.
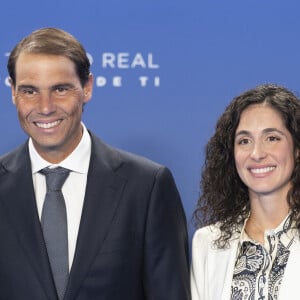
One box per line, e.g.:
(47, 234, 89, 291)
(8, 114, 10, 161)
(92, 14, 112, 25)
(231, 215, 297, 300)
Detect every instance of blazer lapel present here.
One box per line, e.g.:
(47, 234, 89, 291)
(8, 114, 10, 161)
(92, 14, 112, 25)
(0, 144, 58, 299)
(277, 240, 300, 299)
(208, 239, 239, 300)
(65, 135, 127, 300)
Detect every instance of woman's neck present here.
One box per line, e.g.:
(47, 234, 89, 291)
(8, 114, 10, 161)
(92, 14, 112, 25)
(245, 193, 290, 244)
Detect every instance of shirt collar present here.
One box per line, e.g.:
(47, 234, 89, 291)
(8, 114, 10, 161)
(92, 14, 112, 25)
(29, 122, 91, 174)
(239, 213, 296, 246)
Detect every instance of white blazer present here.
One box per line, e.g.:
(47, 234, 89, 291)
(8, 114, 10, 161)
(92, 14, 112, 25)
(190, 225, 300, 300)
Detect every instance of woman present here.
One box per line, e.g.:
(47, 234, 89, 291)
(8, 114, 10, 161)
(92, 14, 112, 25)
(191, 84, 300, 300)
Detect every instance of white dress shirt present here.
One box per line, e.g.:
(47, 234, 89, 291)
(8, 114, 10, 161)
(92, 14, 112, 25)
(29, 123, 91, 270)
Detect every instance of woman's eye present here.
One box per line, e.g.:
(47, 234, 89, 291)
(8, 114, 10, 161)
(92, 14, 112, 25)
(267, 136, 280, 142)
(238, 138, 250, 145)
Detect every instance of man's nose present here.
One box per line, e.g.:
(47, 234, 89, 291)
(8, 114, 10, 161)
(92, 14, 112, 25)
(38, 91, 56, 115)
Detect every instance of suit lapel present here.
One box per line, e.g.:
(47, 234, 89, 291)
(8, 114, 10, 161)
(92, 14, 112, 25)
(0, 144, 58, 300)
(65, 135, 127, 300)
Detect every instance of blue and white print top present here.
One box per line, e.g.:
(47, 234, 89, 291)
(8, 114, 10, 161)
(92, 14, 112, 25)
(231, 214, 297, 300)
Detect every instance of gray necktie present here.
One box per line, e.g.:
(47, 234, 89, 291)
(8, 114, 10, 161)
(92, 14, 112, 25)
(40, 167, 70, 300)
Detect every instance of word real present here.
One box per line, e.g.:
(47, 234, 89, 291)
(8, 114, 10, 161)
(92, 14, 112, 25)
(93, 52, 160, 88)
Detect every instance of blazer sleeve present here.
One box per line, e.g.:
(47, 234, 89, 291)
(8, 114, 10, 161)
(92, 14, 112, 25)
(190, 227, 211, 300)
(142, 166, 191, 300)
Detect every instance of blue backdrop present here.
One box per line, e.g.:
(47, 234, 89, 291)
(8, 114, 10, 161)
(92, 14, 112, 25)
(1, 0, 300, 242)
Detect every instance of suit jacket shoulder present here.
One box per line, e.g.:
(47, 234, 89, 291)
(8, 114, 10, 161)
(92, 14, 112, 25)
(89, 131, 164, 175)
(0, 142, 29, 173)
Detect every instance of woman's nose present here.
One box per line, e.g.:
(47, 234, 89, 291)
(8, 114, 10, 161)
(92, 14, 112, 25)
(250, 142, 267, 161)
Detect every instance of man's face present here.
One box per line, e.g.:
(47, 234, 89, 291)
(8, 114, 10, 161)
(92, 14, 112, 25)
(11, 52, 93, 163)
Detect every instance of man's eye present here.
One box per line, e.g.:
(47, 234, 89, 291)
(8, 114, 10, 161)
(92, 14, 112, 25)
(23, 88, 34, 94)
(18, 88, 37, 97)
(54, 86, 71, 96)
(57, 87, 67, 92)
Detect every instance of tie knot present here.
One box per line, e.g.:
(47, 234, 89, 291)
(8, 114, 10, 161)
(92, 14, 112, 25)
(40, 167, 70, 191)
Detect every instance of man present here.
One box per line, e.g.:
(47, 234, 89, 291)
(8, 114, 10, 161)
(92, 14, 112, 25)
(0, 28, 190, 300)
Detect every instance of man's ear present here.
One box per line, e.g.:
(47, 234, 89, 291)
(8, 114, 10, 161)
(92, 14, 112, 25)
(9, 78, 16, 105)
(83, 73, 93, 104)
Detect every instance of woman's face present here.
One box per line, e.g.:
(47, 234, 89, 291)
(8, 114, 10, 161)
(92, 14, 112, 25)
(234, 103, 297, 199)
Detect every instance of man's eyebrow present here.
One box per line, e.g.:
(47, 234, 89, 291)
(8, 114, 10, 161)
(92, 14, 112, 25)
(16, 83, 75, 91)
(50, 83, 77, 89)
(52, 83, 75, 87)
(16, 84, 38, 91)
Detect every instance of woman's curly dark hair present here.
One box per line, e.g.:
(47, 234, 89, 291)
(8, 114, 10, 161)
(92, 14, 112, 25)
(193, 83, 300, 248)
